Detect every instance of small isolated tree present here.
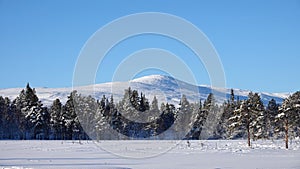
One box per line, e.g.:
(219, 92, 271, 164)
(276, 91, 300, 149)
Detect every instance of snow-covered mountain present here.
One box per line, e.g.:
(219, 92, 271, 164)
(0, 75, 290, 106)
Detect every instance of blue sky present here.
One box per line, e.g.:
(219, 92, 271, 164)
(0, 0, 299, 93)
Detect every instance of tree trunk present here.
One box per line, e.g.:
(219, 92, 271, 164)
(285, 119, 289, 149)
(247, 124, 251, 147)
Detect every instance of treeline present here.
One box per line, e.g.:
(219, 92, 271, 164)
(0, 84, 88, 140)
(0, 84, 299, 148)
(219, 90, 300, 148)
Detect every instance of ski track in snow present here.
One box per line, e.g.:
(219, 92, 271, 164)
(0, 140, 299, 169)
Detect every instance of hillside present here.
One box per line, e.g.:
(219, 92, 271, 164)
(0, 75, 289, 106)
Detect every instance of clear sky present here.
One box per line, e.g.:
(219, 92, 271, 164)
(0, 0, 299, 93)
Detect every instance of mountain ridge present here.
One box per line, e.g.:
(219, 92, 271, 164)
(0, 75, 290, 106)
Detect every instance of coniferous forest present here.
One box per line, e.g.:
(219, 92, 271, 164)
(0, 83, 299, 148)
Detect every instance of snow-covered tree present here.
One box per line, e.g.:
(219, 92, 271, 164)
(11, 83, 50, 139)
(0, 96, 12, 139)
(62, 91, 79, 140)
(229, 100, 250, 145)
(155, 103, 176, 138)
(95, 107, 109, 140)
(265, 99, 279, 138)
(217, 89, 236, 139)
(150, 96, 159, 113)
(76, 94, 98, 139)
(174, 95, 192, 139)
(276, 91, 300, 149)
(228, 92, 265, 146)
(49, 99, 63, 139)
(25, 105, 50, 139)
(201, 93, 221, 139)
(248, 92, 266, 140)
(187, 100, 208, 139)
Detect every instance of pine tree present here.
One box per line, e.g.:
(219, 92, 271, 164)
(150, 96, 159, 117)
(228, 92, 265, 146)
(147, 96, 160, 134)
(76, 95, 98, 140)
(156, 103, 176, 137)
(62, 91, 78, 140)
(188, 100, 208, 139)
(230, 89, 235, 104)
(130, 89, 139, 110)
(276, 91, 300, 149)
(150, 96, 159, 112)
(12, 83, 49, 139)
(49, 99, 63, 139)
(139, 92, 149, 112)
(109, 95, 115, 111)
(217, 89, 236, 139)
(95, 95, 115, 140)
(175, 95, 192, 139)
(95, 107, 108, 140)
(31, 105, 50, 139)
(216, 102, 229, 139)
(0, 96, 12, 139)
(230, 100, 250, 145)
(265, 99, 279, 138)
(248, 92, 266, 140)
(201, 93, 221, 139)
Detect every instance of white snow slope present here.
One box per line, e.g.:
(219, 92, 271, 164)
(0, 75, 290, 106)
(0, 140, 299, 169)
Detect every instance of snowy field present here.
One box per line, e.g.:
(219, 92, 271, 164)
(0, 140, 299, 169)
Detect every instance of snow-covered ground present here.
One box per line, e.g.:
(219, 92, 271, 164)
(0, 140, 299, 169)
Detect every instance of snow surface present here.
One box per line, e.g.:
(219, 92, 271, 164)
(0, 75, 290, 106)
(0, 140, 299, 169)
